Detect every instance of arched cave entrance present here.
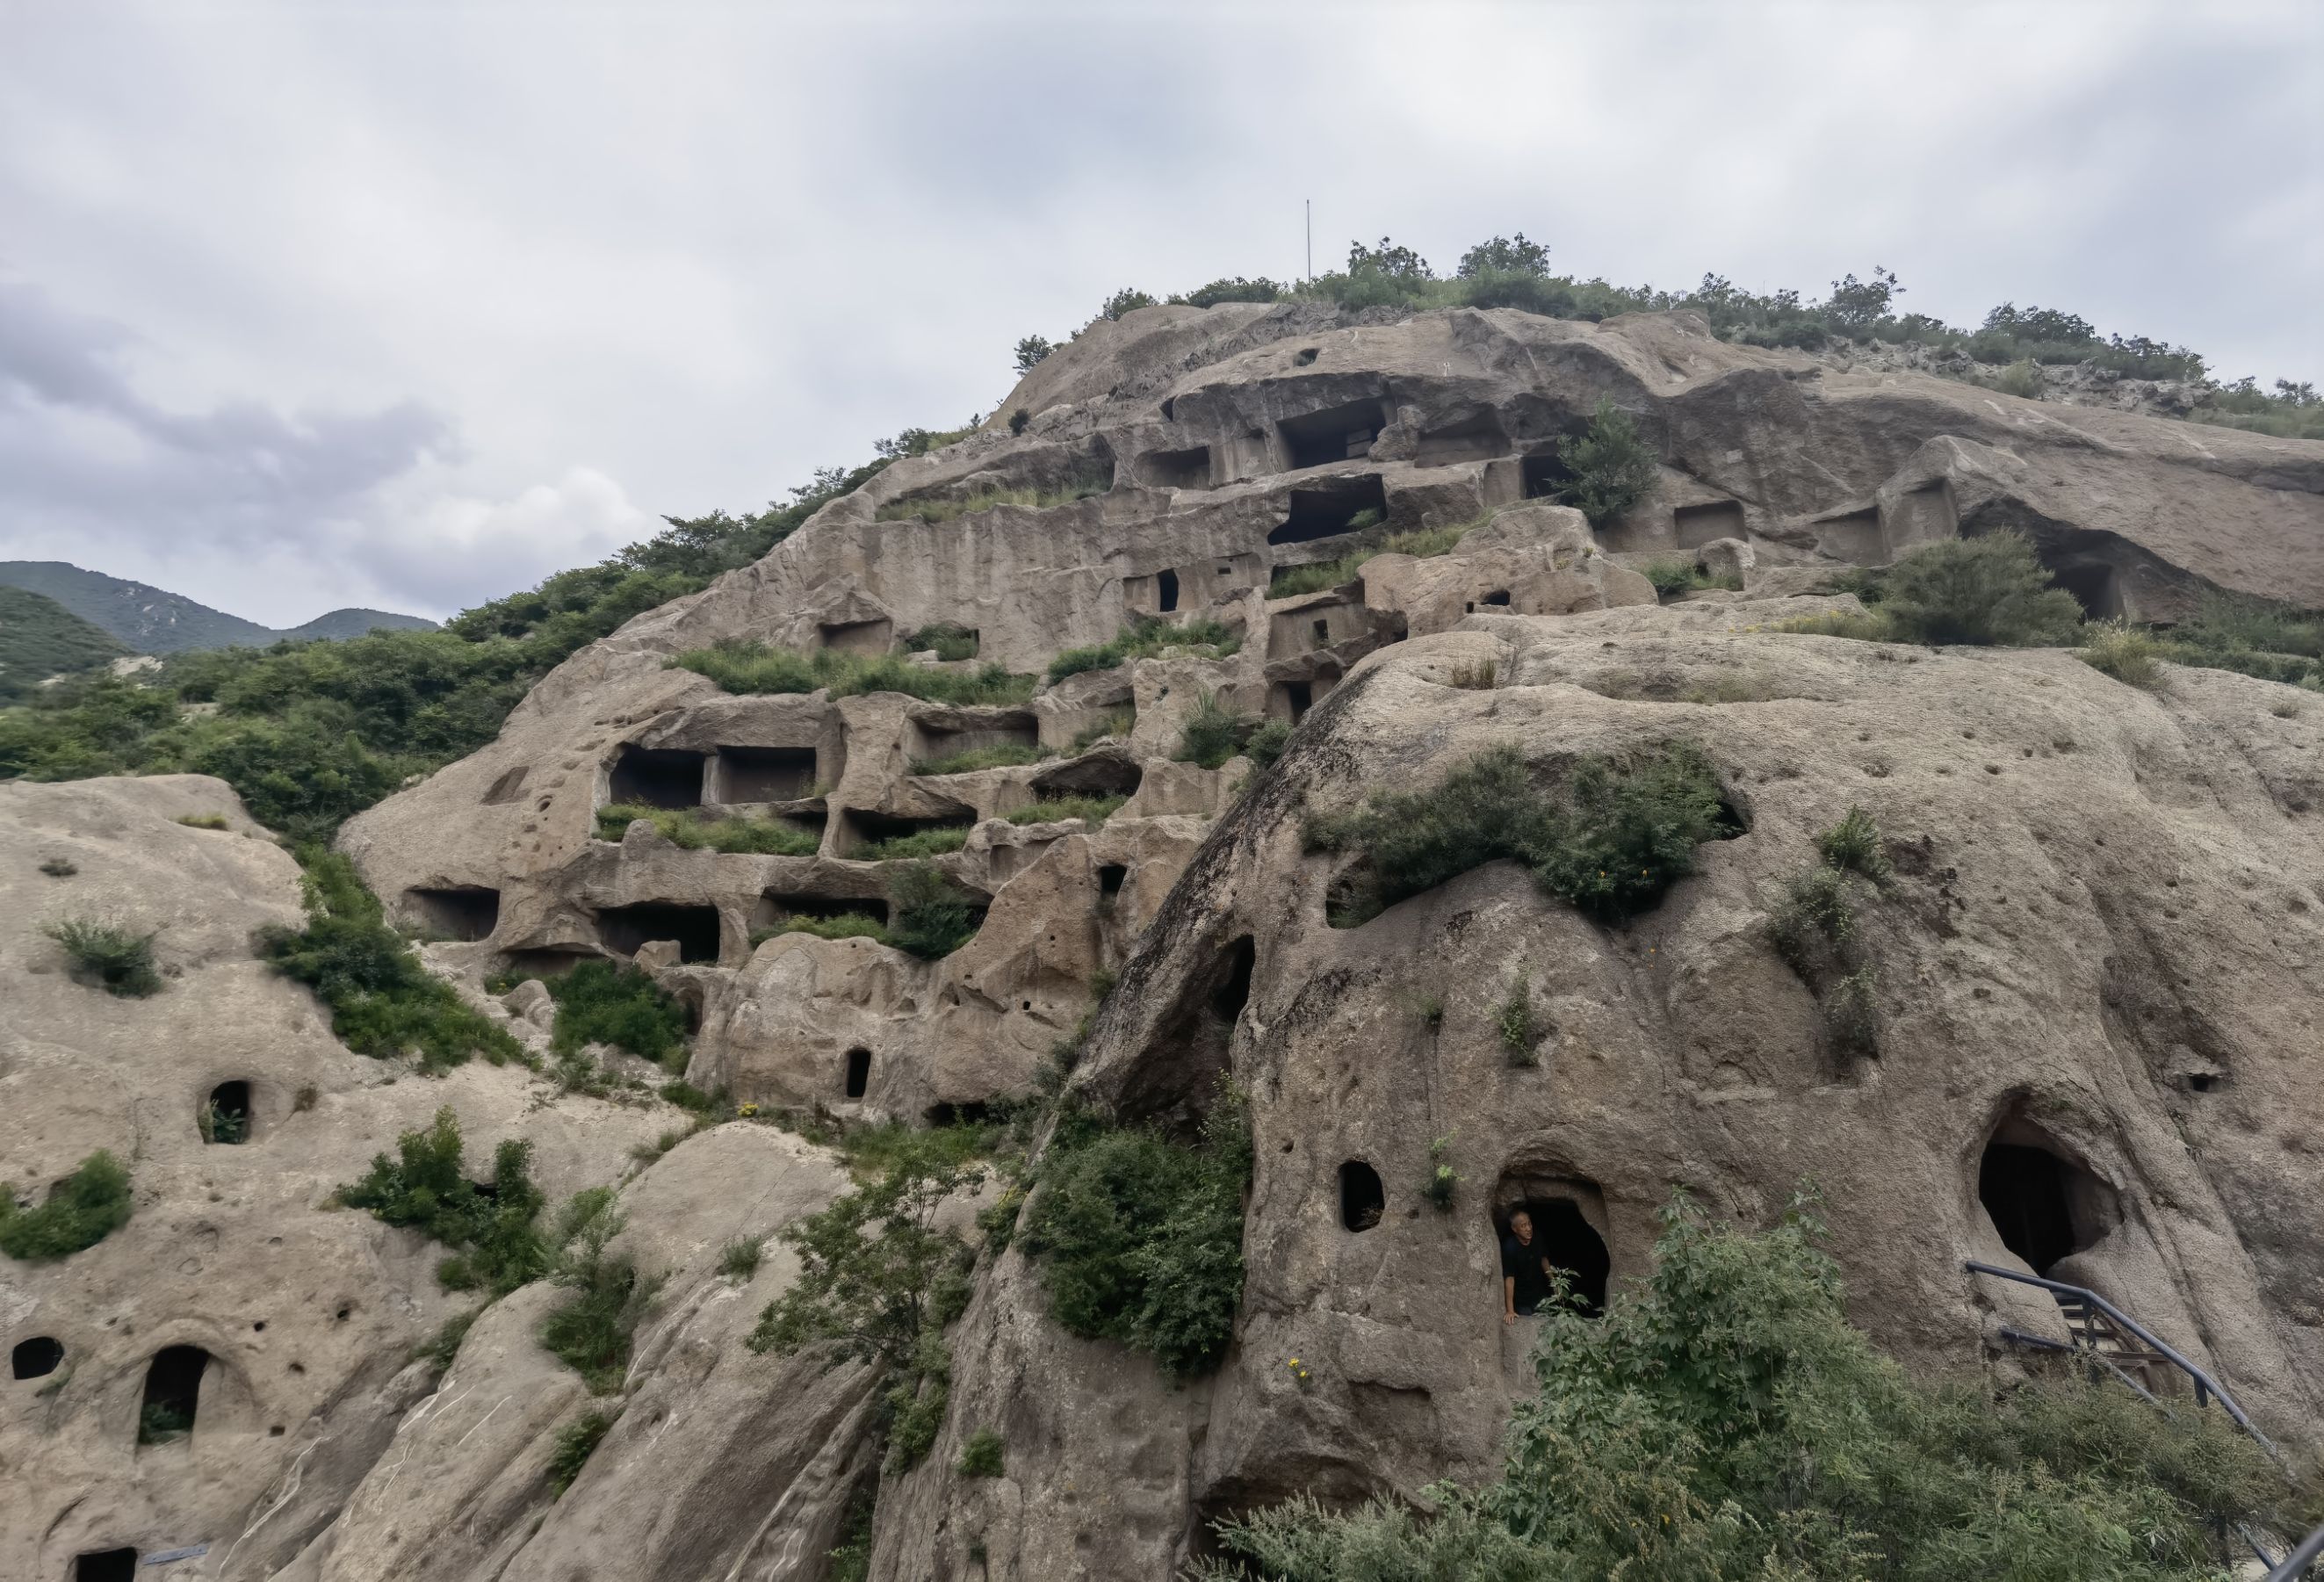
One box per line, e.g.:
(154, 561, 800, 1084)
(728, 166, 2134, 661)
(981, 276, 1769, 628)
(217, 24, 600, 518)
(11, 1336, 64, 1380)
(1493, 1169, 1613, 1317)
(138, 1345, 209, 1447)
(844, 1047, 872, 1100)
(1978, 1127, 2114, 1275)
(1339, 1160, 1385, 1232)
(205, 1080, 251, 1145)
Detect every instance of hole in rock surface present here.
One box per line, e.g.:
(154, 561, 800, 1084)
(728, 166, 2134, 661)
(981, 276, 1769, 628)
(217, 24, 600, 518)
(404, 886, 500, 942)
(716, 746, 818, 803)
(1520, 448, 1574, 500)
(481, 766, 529, 805)
(1135, 445, 1210, 490)
(1268, 474, 1389, 546)
(609, 745, 706, 809)
(1097, 863, 1127, 897)
(11, 1336, 63, 1379)
(845, 1047, 871, 1099)
(1504, 1200, 1610, 1316)
(1157, 568, 1180, 612)
(1978, 1141, 2104, 1275)
(1479, 589, 1511, 608)
(1673, 500, 1745, 548)
(206, 1080, 251, 1145)
(138, 1345, 208, 1446)
(1209, 935, 1256, 1023)
(926, 1101, 991, 1128)
(76, 1551, 139, 1582)
(1339, 1161, 1385, 1231)
(597, 903, 722, 964)
(1279, 398, 1383, 469)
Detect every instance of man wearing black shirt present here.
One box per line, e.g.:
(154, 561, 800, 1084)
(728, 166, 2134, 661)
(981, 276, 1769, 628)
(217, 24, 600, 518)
(1501, 1208, 1554, 1323)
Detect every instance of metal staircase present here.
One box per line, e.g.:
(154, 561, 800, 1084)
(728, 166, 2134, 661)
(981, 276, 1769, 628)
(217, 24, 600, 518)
(1967, 1260, 2320, 1578)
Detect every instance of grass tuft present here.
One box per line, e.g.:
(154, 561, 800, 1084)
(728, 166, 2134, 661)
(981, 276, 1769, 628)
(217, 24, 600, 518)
(1047, 616, 1240, 683)
(44, 917, 162, 997)
(674, 643, 1036, 707)
(595, 804, 820, 855)
(0, 1151, 134, 1261)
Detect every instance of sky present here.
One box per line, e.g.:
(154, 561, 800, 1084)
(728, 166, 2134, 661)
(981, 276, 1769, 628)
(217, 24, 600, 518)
(0, 1, 2317, 627)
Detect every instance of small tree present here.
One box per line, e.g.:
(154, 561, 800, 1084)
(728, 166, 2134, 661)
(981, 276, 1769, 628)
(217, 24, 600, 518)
(1098, 289, 1157, 321)
(1879, 534, 2084, 647)
(1456, 234, 1551, 278)
(1012, 336, 1051, 374)
(1553, 399, 1659, 527)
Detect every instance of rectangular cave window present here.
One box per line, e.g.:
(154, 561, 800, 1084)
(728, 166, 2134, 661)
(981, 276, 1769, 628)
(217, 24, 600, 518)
(716, 746, 819, 803)
(1267, 473, 1390, 545)
(845, 1047, 872, 1099)
(1097, 863, 1127, 898)
(76, 1552, 140, 1582)
(819, 617, 894, 655)
(1673, 501, 1745, 549)
(204, 1080, 251, 1145)
(1811, 508, 1883, 564)
(1157, 568, 1180, 612)
(847, 809, 975, 857)
(609, 745, 706, 809)
(597, 903, 723, 964)
(1520, 449, 1573, 500)
(1279, 398, 1386, 470)
(1274, 681, 1314, 722)
(2046, 560, 2125, 620)
(404, 886, 501, 942)
(1134, 445, 1211, 489)
(481, 766, 528, 805)
(1311, 618, 1332, 645)
(1480, 589, 1512, 607)
(1412, 408, 1510, 466)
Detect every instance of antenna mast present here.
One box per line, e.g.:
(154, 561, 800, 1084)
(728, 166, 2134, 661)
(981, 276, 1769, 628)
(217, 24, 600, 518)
(1305, 199, 1311, 280)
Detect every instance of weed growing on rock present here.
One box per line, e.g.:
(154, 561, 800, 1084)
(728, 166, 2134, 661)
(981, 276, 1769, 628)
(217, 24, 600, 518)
(887, 861, 979, 959)
(956, 1427, 1006, 1477)
(762, 914, 894, 947)
(414, 1308, 479, 1372)
(1308, 741, 1732, 926)
(174, 812, 229, 830)
(1815, 805, 1892, 882)
(39, 856, 76, 877)
(2081, 620, 2164, 689)
(0, 1151, 133, 1261)
(547, 1408, 617, 1496)
(718, 1237, 762, 1282)
(1193, 1194, 2302, 1581)
(1497, 972, 1541, 1065)
(1772, 809, 1895, 1059)
(1021, 1087, 1252, 1378)
(899, 622, 980, 661)
(673, 642, 1036, 707)
(910, 741, 1051, 776)
(1069, 709, 1134, 751)
(547, 960, 690, 1069)
(856, 826, 970, 860)
(339, 1108, 549, 1296)
(1422, 1135, 1460, 1210)
(1176, 691, 1272, 769)
(1007, 792, 1126, 826)
(1641, 558, 1743, 599)
(593, 804, 819, 855)
(1046, 616, 1241, 683)
(256, 851, 523, 1072)
(1243, 718, 1293, 769)
(539, 1188, 657, 1394)
(43, 916, 162, 997)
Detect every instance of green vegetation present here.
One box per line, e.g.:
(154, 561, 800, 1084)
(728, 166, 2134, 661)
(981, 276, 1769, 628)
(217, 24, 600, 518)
(202, 1101, 249, 1145)
(538, 1186, 655, 1394)
(910, 740, 1050, 776)
(876, 475, 1108, 525)
(1551, 399, 1660, 527)
(1772, 808, 1890, 1058)
(257, 850, 523, 1073)
(826, 1484, 877, 1582)
(414, 1308, 479, 1372)
(1099, 287, 1158, 320)
(747, 1129, 985, 1469)
(1020, 1090, 1252, 1378)
(1641, 557, 1743, 598)
(956, 1427, 1006, 1477)
(0, 1151, 134, 1261)
(1012, 336, 1051, 374)
(1176, 691, 1272, 769)
(1070, 709, 1134, 750)
(1774, 536, 2084, 649)
(339, 1108, 551, 1295)
(545, 960, 691, 1068)
(1816, 804, 1892, 882)
(43, 916, 162, 997)
(886, 861, 980, 960)
(174, 812, 229, 830)
(1006, 792, 1126, 826)
(1266, 513, 1492, 597)
(672, 642, 1036, 706)
(1309, 741, 1732, 926)
(1422, 1135, 1460, 1210)
(1194, 1194, 2305, 1582)
(0, 586, 126, 703)
(1497, 972, 1540, 1066)
(593, 804, 819, 855)
(141, 1398, 193, 1445)
(855, 826, 969, 860)
(718, 1237, 763, 1282)
(1045, 615, 1241, 683)
(39, 856, 76, 877)
(761, 913, 893, 946)
(899, 622, 980, 661)
(547, 1408, 617, 1496)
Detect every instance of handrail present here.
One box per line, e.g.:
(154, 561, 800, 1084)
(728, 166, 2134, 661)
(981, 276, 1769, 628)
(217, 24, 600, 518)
(2266, 1521, 2324, 1582)
(1964, 1260, 2273, 1453)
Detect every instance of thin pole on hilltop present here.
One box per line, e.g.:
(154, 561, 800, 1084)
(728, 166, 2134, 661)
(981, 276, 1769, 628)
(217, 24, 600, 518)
(1305, 199, 1311, 281)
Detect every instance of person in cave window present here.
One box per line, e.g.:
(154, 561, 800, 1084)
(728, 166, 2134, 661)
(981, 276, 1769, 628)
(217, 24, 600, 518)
(1500, 1209, 1555, 1324)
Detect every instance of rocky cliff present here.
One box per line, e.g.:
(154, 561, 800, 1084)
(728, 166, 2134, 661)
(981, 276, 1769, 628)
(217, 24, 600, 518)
(6, 300, 2322, 1580)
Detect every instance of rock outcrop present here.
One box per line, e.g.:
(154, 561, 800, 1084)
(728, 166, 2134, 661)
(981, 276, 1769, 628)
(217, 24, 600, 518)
(11, 299, 2323, 1580)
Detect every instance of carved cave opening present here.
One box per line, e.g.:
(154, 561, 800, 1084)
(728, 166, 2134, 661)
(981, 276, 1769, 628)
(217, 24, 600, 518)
(1978, 1136, 2112, 1276)
(597, 903, 722, 964)
(11, 1335, 63, 1380)
(137, 1345, 209, 1448)
(205, 1080, 251, 1145)
(1268, 474, 1389, 546)
(404, 886, 501, 942)
(716, 746, 819, 803)
(1339, 1159, 1385, 1232)
(609, 745, 706, 809)
(845, 1047, 872, 1100)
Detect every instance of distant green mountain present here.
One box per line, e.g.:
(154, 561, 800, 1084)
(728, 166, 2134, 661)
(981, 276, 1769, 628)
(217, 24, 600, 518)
(0, 561, 437, 654)
(0, 587, 131, 702)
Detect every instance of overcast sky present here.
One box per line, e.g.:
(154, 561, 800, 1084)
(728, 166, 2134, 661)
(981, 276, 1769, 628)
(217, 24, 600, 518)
(1, 1, 2317, 627)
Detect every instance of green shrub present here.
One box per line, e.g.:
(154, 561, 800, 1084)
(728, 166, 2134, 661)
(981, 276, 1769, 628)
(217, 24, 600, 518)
(1640, 557, 1743, 599)
(1177, 691, 1269, 769)
(956, 1427, 1006, 1477)
(1772, 606, 1896, 641)
(202, 1101, 248, 1145)
(1995, 358, 2046, 399)
(911, 741, 1050, 776)
(1242, 718, 1293, 770)
(1099, 287, 1158, 320)
(1265, 514, 1493, 597)
(1308, 741, 1732, 926)
(1553, 399, 1660, 527)
(339, 1108, 550, 1296)
(547, 1408, 616, 1496)
(0, 1151, 133, 1261)
(673, 643, 1036, 706)
(719, 1237, 763, 1281)
(747, 1135, 982, 1467)
(1421, 1135, 1460, 1210)
(1771, 863, 1860, 972)
(547, 960, 691, 1068)
(39, 856, 76, 878)
(1194, 1194, 2301, 1582)
(826, 1487, 877, 1582)
(899, 623, 980, 661)
(887, 861, 980, 960)
(594, 804, 819, 855)
(1007, 793, 1126, 826)
(1879, 535, 2084, 647)
(1816, 805, 1892, 882)
(1496, 973, 1540, 1065)
(1046, 616, 1240, 683)
(256, 851, 523, 1073)
(1007, 408, 1030, 434)
(1021, 1090, 1252, 1377)
(855, 827, 970, 860)
(1012, 336, 1050, 374)
(43, 917, 162, 997)
(764, 913, 893, 946)
(141, 1398, 193, 1445)
(1176, 276, 1283, 307)
(538, 1188, 654, 1393)
(174, 812, 229, 830)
